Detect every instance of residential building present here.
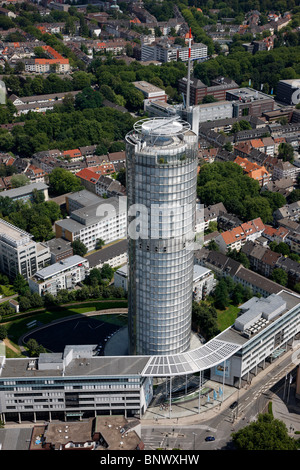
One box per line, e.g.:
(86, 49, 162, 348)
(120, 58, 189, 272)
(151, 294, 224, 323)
(202, 202, 227, 232)
(262, 225, 289, 244)
(272, 161, 300, 182)
(274, 201, 300, 221)
(75, 165, 116, 194)
(34, 416, 143, 451)
(66, 190, 103, 215)
(24, 164, 47, 183)
(217, 212, 243, 232)
(9, 91, 79, 115)
(86, 239, 128, 270)
(142, 42, 208, 64)
(0, 218, 50, 280)
(29, 255, 89, 296)
(261, 177, 295, 198)
(24, 45, 70, 73)
(96, 175, 126, 198)
(114, 264, 128, 292)
(234, 156, 271, 187)
(215, 218, 265, 253)
(193, 264, 216, 301)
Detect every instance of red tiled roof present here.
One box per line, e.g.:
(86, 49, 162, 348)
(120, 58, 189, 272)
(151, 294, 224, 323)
(76, 168, 99, 184)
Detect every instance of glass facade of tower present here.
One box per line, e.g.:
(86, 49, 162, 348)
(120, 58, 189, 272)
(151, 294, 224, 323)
(126, 118, 198, 356)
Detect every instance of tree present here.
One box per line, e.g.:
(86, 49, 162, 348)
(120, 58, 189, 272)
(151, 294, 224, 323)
(192, 302, 220, 341)
(95, 238, 105, 250)
(278, 142, 294, 163)
(26, 338, 46, 357)
(13, 274, 29, 295)
(232, 283, 246, 306)
(214, 278, 230, 310)
(100, 264, 114, 282)
(71, 240, 87, 257)
(0, 325, 7, 341)
(10, 174, 30, 188)
(231, 413, 298, 450)
(48, 167, 82, 196)
(271, 268, 288, 286)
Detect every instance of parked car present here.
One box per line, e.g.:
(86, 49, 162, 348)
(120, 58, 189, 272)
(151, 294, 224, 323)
(205, 436, 215, 441)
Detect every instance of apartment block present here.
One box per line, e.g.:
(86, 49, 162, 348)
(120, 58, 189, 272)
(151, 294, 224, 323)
(29, 255, 89, 296)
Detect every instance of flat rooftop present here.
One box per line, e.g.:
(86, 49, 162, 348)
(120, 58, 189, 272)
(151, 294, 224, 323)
(0, 218, 32, 243)
(0, 182, 48, 199)
(33, 255, 87, 280)
(67, 189, 103, 208)
(218, 289, 300, 344)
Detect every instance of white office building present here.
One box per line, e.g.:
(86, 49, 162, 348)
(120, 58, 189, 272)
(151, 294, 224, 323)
(0, 219, 50, 280)
(55, 197, 127, 252)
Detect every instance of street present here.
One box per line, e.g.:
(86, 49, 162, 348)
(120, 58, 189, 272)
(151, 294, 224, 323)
(141, 351, 300, 450)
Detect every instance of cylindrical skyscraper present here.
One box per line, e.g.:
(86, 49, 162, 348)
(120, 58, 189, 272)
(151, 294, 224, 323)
(125, 117, 198, 356)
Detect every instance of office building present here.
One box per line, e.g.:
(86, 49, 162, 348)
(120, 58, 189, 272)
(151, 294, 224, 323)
(0, 218, 50, 280)
(55, 196, 127, 252)
(133, 81, 167, 103)
(141, 42, 208, 64)
(276, 79, 300, 105)
(226, 88, 275, 117)
(1, 288, 300, 422)
(125, 117, 198, 356)
(178, 76, 239, 106)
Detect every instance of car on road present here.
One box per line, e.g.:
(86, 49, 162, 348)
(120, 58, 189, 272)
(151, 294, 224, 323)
(205, 436, 215, 441)
(229, 401, 238, 410)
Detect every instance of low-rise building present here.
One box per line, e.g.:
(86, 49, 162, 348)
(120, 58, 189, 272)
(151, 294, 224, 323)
(0, 182, 49, 202)
(43, 237, 73, 264)
(29, 255, 89, 296)
(274, 201, 300, 221)
(114, 264, 128, 292)
(215, 218, 265, 253)
(272, 161, 300, 182)
(133, 81, 167, 103)
(234, 156, 271, 187)
(193, 264, 216, 301)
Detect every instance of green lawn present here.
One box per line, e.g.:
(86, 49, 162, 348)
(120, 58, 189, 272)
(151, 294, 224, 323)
(217, 304, 240, 331)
